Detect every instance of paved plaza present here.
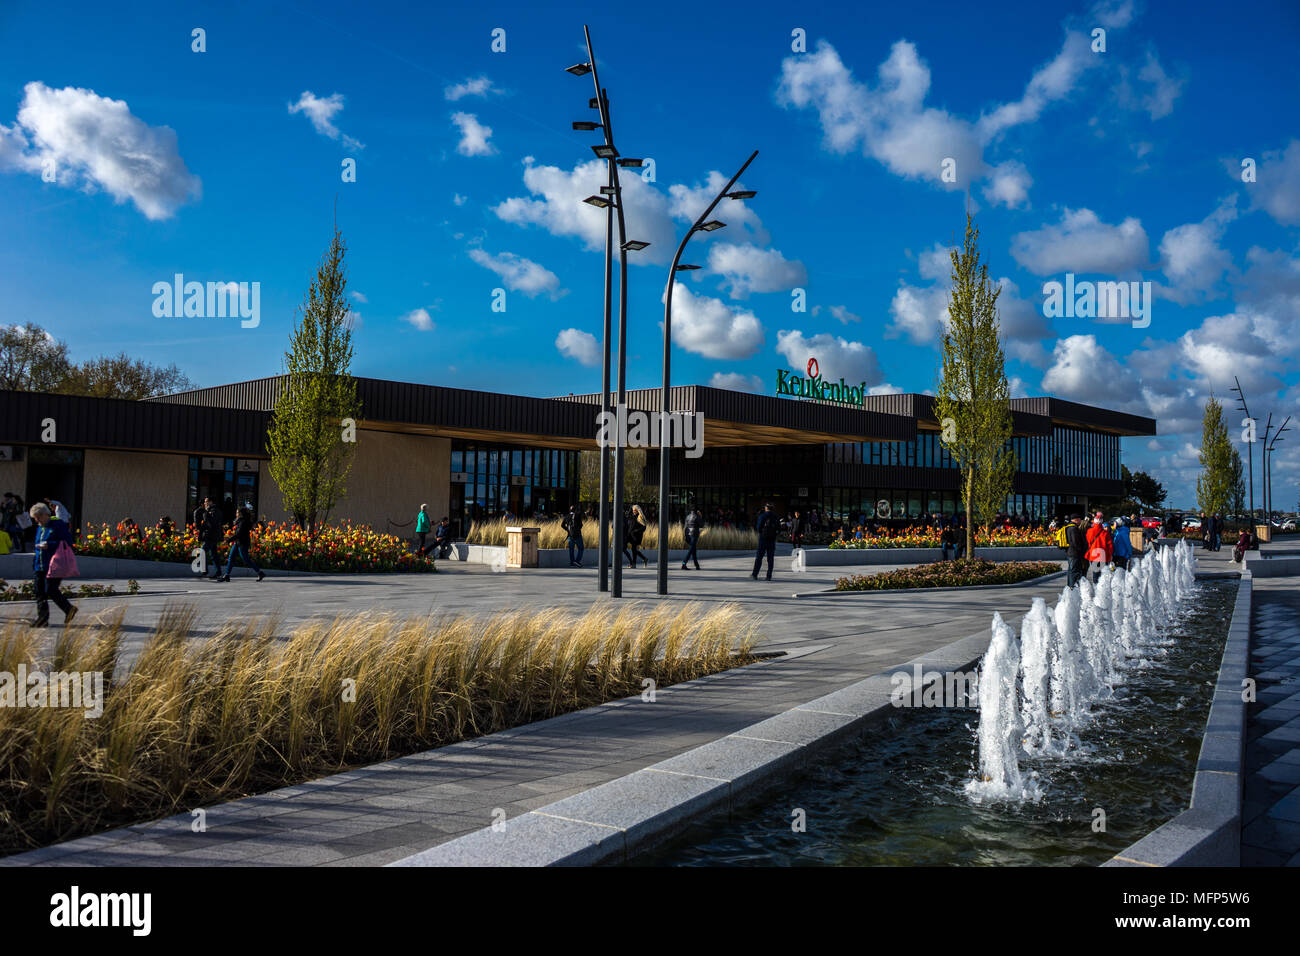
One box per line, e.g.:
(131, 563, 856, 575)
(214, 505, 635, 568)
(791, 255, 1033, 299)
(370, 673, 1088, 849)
(0, 543, 1275, 867)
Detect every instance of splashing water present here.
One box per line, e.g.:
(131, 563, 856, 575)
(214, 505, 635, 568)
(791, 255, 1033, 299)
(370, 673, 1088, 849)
(967, 539, 1198, 802)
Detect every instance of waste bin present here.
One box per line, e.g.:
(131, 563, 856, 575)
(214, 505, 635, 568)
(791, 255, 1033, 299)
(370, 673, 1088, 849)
(507, 526, 540, 568)
(1256, 524, 1272, 544)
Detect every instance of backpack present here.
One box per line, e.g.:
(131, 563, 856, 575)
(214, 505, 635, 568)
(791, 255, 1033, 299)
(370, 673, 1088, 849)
(1055, 525, 1070, 549)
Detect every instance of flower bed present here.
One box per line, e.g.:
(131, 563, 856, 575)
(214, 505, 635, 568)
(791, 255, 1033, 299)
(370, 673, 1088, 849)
(76, 521, 436, 574)
(828, 525, 1053, 550)
(835, 558, 1062, 591)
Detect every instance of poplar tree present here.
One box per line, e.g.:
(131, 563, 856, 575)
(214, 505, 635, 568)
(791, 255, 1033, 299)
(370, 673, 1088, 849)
(1196, 396, 1234, 515)
(935, 213, 1018, 557)
(267, 226, 362, 536)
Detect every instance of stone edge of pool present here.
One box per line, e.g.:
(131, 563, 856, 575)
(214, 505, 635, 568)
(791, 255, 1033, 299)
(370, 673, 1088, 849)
(390, 566, 1244, 868)
(388, 629, 995, 867)
(1102, 570, 1249, 868)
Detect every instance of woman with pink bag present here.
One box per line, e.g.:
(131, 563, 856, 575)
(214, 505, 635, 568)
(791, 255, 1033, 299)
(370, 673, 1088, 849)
(29, 501, 78, 628)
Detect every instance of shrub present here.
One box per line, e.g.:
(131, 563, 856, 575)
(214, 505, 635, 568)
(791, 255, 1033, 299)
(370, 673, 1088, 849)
(0, 580, 119, 602)
(835, 558, 1062, 591)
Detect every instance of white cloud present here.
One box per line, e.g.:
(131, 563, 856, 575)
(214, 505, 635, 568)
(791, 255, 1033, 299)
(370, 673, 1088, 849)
(977, 31, 1096, 139)
(706, 243, 807, 297)
(868, 383, 901, 395)
(829, 305, 861, 324)
(1091, 0, 1136, 28)
(350, 291, 367, 303)
(1010, 208, 1150, 275)
(1157, 196, 1238, 303)
(452, 193, 468, 206)
(555, 328, 601, 366)
(1041, 335, 1143, 407)
(288, 91, 364, 151)
(775, 329, 884, 386)
(887, 283, 950, 345)
(665, 284, 764, 359)
(1135, 52, 1183, 120)
(402, 308, 435, 331)
(468, 248, 563, 299)
(451, 112, 494, 157)
(709, 372, 764, 393)
(444, 76, 497, 101)
(494, 157, 676, 264)
(0, 81, 200, 219)
(983, 160, 1033, 208)
(1244, 139, 1300, 226)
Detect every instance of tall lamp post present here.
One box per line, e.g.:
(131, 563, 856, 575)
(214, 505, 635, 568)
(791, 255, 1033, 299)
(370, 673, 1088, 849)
(567, 26, 649, 597)
(1230, 377, 1254, 521)
(655, 150, 758, 596)
(1266, 417, 1290, 526)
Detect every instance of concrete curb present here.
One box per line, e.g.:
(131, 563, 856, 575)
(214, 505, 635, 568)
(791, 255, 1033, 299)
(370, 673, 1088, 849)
(450, 543, 783, 568)
(0, 554, 322, 580)
(388, 632, 991, 867)
(799, 545, 1067, 567)
(1103, 571, 1249, 867)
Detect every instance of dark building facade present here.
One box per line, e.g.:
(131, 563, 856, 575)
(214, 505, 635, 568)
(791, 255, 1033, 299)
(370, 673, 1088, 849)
(0, 379, 1154, 536)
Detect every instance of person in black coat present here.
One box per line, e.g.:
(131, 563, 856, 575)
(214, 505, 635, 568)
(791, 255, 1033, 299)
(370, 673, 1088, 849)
(195, 497, 224, 580)
(1064, 514, 1088, 587)
(789, 509, 806, 550)
(681, 508, 703, 570)
(751, 503, 779, 580)
(219, 504, 264, 582)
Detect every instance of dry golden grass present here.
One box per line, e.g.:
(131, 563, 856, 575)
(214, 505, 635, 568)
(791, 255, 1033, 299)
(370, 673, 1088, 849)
(466, 516, 757, 550)
(0, 601, 759, 854)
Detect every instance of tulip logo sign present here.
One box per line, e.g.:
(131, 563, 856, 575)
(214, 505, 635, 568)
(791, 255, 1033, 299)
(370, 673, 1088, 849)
(775, 356, 867, 407)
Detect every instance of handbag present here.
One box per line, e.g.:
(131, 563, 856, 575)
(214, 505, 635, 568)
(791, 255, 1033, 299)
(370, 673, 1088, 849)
(47, 540, 80, 579)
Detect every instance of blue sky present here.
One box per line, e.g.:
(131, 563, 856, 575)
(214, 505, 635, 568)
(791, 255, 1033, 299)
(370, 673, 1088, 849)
(1, 0, 1298, 507)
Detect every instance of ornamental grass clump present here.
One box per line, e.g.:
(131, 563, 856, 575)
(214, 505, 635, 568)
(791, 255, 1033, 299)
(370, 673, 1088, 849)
(0, 601, 759, 854)
(835, 558, 1063, 591)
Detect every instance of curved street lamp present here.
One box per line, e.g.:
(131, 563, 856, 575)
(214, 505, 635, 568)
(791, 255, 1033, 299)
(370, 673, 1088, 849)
(569, 25, 649, 598)
(656, 150, 758, 595)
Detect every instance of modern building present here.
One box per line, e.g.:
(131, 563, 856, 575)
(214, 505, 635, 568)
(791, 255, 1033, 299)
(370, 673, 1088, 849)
(0, 377, 1155, 536)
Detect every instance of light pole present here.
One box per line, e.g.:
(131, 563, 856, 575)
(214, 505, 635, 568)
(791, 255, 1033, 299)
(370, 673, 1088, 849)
(1262, 414, 1273, 522)
(567, 26, 649, 598)
(1230, 377, 1254, 521)
(1266, 417, 1290, 526)
(655, 150, 758, 596)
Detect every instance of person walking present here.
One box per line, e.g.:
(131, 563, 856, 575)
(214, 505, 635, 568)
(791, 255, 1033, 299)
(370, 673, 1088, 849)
(562, 505, 585, 567)
(1065, 514, 1088, 588)
(627, 505, 649, 568)
(415, 504, 432, 556)
(219, 503, 265, 582)
(1112, 517, 1133, 570)
(200, 496, 225, 580)
(789, 509, 806, 551)
(940, 521, 956, 561)
(1085, 511, 1114, 579)
(28, 501, 77, 627)
(681, 507, 703, 570)
(751, 503, 779, 580)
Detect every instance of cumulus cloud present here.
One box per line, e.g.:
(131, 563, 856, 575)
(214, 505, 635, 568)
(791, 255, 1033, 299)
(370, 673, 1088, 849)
(983, 160, 1033, 208)
(402, 308, 435, 331)
(775, 329, 884, 386)
(706, 243, 807, 297)
(555, 328, 600, 366)
(775, 28, 1099, 203)
(451, 112, 494, 156)
(444, 76, 498, 101)
(1010, 208, 1150, 275)
(350, 291, 368, 304)
(0, 81, 200, 219)
(452, 193, 468, 206)
(708, 372, 764, 392)
(494, 157, 676, 264)
(468, 248, 563, 299)
(828, 305, 862, 324)
(289, 91, 364, 151)
(1242, 139, 1300, 227)
(1041, 335, 1143, 407)
(1116, 51, 1185, 121)
(1157, 197, 1238, 303)
(664, 284, 764, 359)
(669, 171, 766, 243)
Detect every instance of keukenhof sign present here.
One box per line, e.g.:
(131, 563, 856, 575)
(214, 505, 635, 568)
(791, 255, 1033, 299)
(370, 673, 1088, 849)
(775, 357, 867, 407)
